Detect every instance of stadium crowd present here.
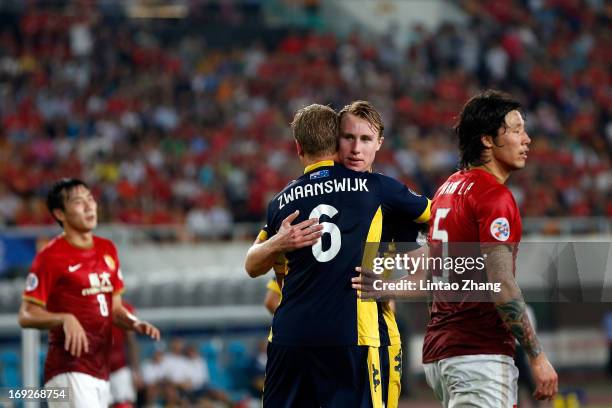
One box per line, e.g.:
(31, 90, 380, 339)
(0, 0, 609, 233)
(137, 337, 265, 407)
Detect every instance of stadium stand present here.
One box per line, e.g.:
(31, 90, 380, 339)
(0, 0, 608, 233)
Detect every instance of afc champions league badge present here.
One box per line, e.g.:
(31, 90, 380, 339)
(490, 217, 510, 241)
(25, 273, 39, 292)
(104, 254, 116, 271)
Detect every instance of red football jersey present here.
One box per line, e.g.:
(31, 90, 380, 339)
(23, 235, 124, 382)
(110, 301, 135, 372)
(422, 168, 522, 363)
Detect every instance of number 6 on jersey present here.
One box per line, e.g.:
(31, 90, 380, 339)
(309, 204, 341, 262)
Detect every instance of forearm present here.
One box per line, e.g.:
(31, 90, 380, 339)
(245, 238, 282, 278)
(113, 305, 139, 331)
(126, 332, 141, 371)
(426, 268, 433, 315)
(485, 245, 542, 358)
(18, 302, 68, 329)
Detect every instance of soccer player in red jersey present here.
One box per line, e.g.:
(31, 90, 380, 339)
(18, 178, 160, 408)
(421, 91, 557, 406)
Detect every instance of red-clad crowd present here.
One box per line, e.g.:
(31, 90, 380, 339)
(0, 0, 609, 232)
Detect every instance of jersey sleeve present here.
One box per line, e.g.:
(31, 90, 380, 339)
(108, 242, 125, 295)
(474, 186, 521, 244)
(377, 175, 431, 223)
(266, 278, 282, 295)
(123, 301, 135, 314)
(256, 198, 280, 241)
(272, 253, 288, 276)
(22, 252, 55, 307)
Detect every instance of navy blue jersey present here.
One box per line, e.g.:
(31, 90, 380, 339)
(260, 161, 429, 347)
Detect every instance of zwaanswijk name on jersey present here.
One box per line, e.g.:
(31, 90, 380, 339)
(277, 178, 369, 209)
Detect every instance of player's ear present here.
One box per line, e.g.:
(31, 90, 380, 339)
(480, 134, 494, 149)
(376, 136, 384, 151)
(52, 208, 66, 224)
(295, 140, 304, 158)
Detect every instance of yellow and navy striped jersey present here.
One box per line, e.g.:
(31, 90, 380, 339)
(261, 161, 429, 347)
(377, 209, 430, 346)
(267, 278, 282, 295)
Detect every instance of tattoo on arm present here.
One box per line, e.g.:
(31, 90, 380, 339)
(484, 245, 542, 358)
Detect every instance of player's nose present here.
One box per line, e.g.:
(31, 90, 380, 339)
(85, 199, 96, 211)
(524, 131, 531, 145)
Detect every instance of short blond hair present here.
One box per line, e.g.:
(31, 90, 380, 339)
(291, 104, 338, 156)
(338, 100, 384, 139)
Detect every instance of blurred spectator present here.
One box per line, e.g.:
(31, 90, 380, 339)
(140, 348, 166, 405)
(162, 338, 193, 392)
(0, 0, 608, 233)
(184, 344, 231, 406)
(249, 339, 267, 397)
(0, 185, 20, 226)
(605, 310, 612, 378)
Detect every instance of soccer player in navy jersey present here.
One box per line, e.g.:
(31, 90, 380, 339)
(246, 104, 429, 407)
(337, 101, 426, 407)
(259, 101, 426, 407)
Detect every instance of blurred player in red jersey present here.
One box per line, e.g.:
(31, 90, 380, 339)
(110, 301, 141, 408)
(18, 178, 160, 408)
(421, 91, 558, 406)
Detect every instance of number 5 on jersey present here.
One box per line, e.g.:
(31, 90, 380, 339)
(432, 208, 451, 283)
(310, 204, 341, 262)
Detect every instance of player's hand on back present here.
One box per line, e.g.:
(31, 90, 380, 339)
(273, 210, 324, 252)
(529, 352, 558, 401)
(133, 320, 161, 341)
(352, 267, 390, 301)
(61, 314, 89, 357)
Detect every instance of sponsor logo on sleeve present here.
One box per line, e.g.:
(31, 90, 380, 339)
(104, 254, 116, 271)
(25, 273, 39, 292)
(490, 217, 510, 241)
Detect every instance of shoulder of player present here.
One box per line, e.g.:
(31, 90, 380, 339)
(469, 181, 519, 217)
(268, 179, 298, 203)
(476, 180, 515, 202)
(93, 235, 113, 246)
(93, 235, 119, 254)
(367, 172, 427, 201)
(363, 171, 391, 188)
(35, 235, 66, 259)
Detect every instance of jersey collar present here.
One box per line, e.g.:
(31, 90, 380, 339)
(304, 160, 334, 174)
